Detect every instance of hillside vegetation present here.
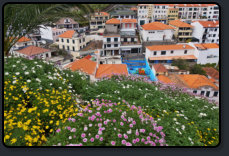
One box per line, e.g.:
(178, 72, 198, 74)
(4, 57, 219, 146)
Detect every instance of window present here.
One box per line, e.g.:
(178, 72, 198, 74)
(213, 92, 218, 97)
(161, 51, 166, 55)
(184, 50, 187, 54)
(79, 39, 81, 43)
(114, 44, 118, 47)
(53, 33, 55, 36)
(131, 38, 134, 42)
(206, 91, 210, 97)
(72, 46, 75, 51)
(193, 90, 197, 94)
(67, 46, 69, 50)
(212, 40, 214, 43)
(72, 40, 75, 44)
(114, 38, 118, 42)
(107, 44, 111, 47)
(63, 45, 65, 49)
(171, 50, 174, 54)
(107, 38, 111, 42)
(213, 34, 216, 37)
(61, 39, 64, 42)
(67, 39, 69, 43)
(154, 51, 157, 55)
(201, 91, 205, 96)
(83, 38, 85, 42)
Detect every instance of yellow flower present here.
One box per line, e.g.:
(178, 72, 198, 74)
(4, 135, 10, 140)
(10, 138, 17, 144)
(50, 129, 53, 132)
(45, 125, 49, 129)
(49, 120, 53, 124)
(207, 128, 211, 131)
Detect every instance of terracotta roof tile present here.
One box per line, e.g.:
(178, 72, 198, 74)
(106, 18, 120, 24)
(95, 64, 128, 78)
(17, 36, 31, 42)
(169, 20, 193, 28)
(142, 22, 175, 30)
(177, 74, 218, 90)
(95, 12, 109, 16)
(153, 64, 168, 73)
(146, 44, 195, 51)
(157, 75, 173, 84)
(58, 30, 75, 38)
(84, 55, 92, 60)
(194, 21, 219, 28)
(121, 19, 137, 23)
(149, 55, 197, 61)
(194, 43, 219, 50)
(66, 58, 97, 75)
(16, 46, 50, 56)
(202, 67, 219, 80)
(176, 4, 216, 7)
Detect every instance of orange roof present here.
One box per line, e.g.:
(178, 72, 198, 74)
(121, 19, 137, 23)
(16, 46, 50, 56)
(84, 55, 92, 60)
(195, 21, 219, 28)
(157, 75, 173, 84)
(66, 58, 97, 75)
(194, 43, 219, 50)
(176, 4, 216, 7)
(202, 67, 219, 80)
(17, 36, 31, 42)
(153, 64, 168, 73)
(146, 44, 195, 51)
(142, 22, 175, 30)
(169, 20, 193, 28)
(149, 55, 197, 61)
(95, 64, 128, 78)
(106, 18, 120, 24)
(58, 30, 75, 38)
(95, 12, 109, 16)
(177, 74, 219, 90)
(130, 7, 137, 11)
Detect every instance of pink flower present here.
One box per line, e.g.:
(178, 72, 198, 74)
(56, 128, 61, 133)
(126, 142, 132, 146)
(113, 119, 116, 123)
(81, 133, 86, 138)
(141, 138, 145, 142)
(95, 135, 99, 139)
(111, 141, 116, 146)
(140, 129, 145, 133)
(135, 132, 139, 136)
(136, 138, 140, 142)
(90, 138, 94, 142)
(71, 118, 76, 122)
(132, 139, 137, 144)
(121, 140, 126, 144)
(67, 126, 71, 130)
(118, 134, 122, 138)
(98, 123, 102, 127)
(149, 133, 153, 136)
(99, 137, 103, 141)
(83, 138, 87, 142)
(71, 128, 76, 132)
(124, 134, 128, 139)
(120, 122, 124, 126)
(104, 121, 108, 125)
(147, 136, 151, 140)
(129, 124, 133, 128)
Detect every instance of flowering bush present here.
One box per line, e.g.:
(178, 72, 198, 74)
(45, 99, 167, 146)
(4, 57, 86, 146)
(81, 74, 219, 146)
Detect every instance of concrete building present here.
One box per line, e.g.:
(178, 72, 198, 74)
(10, 36, 36, 53)
(145, 44, 197, 63)
(56, 18, 79, 30)
(140, 22, 175, 42)
(167, 7, 179, 23)
(191, 20, 219, 43)
(190, 43, 219, 64)
(90, 12, 110, 30)
(169, 20, 193, 42)
(110, 9, 137, 20)
(39, 26, 67, 43)
(57, 30, 91, 58)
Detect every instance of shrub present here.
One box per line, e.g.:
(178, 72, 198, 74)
(45, 99, 167, 146)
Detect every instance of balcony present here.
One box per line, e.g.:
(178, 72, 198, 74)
(178, 29, 192, 33)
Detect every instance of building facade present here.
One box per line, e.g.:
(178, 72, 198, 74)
(39, 26, 67, 43)
(56, 18, 79, 30)
(90, 12, 110, 30)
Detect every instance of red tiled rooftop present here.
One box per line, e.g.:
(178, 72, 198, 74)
(106, 18, 120, 24)
(58, 30, 75, 38)
(157, 75, 173, 84)
(194, 43, 219, 50)
(142, 22, 175, 30)
(153, 64, 168, 73)
(16, 46, 50, 56)
(202, 67, 219, 80)
(169, 20, 193, 28)
(146, 44, 195, 51)
(95, 64, 128, 78)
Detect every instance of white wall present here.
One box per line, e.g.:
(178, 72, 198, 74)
(141, 29, 174, 41)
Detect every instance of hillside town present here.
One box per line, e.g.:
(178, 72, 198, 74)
(9, 4, 219, 103)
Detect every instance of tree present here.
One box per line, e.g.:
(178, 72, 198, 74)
(190, 64, 207, 75)
(4, 4, 93, 56)
(171, 59, 188, 70)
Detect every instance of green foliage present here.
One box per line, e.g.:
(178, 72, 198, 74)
(171, 59, 189, 70)
(190, 64, 207, 75)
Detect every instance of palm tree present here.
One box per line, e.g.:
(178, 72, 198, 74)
(4, 4, 93, 56)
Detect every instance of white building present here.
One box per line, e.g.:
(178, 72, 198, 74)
(137, 4, 150, 26)
(102, 34, 121, 56)
(145, 44, 197, 64)
(55, 18, 79, 30)
(191, 20, 219, 43)
(152, 4, 169, 24)
(140, 22, 175, 42)
(39, 26, 67, 43)
(189, 43, 219, 64)
(57, 30, 91, 58)
(10, 36, 36, 54)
